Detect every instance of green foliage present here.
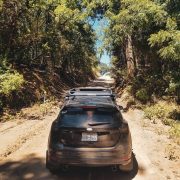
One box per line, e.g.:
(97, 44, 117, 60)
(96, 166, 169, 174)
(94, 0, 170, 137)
(164, 69, 180, 101)
(0, 72, 25, 96)
(167, 81, 180, 94)
(135, 88, 150, 103)
(149, 29, 180, 60)
(144, 102, 179, 122)
(0, 0, 2, 11)
(0, 0, 179, 113)
(0, 0, 98, 77)
(104, 0, 179, 61)
(162, 118, 174, 126)
(169, 109, 180, 121)
(143, 101, 180, 141)
(128, 71, 168, 102)
(0, 57, 25, 96)
(104, 0, 167, 47)
(102, 0, 180, 103)
(0, 57, 9, 73)
(169, 122, 180, 140)
(144, 104, 169, 120)
(0, 0, 99, 113)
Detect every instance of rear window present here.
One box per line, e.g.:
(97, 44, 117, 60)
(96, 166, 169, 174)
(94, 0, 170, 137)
(58, 107, 122, 127)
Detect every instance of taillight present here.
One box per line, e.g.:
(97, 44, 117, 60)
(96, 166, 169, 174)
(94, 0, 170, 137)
(119, 123, 129, 134)
(50, 122, 59, 144)
(119, 123, 129, 140)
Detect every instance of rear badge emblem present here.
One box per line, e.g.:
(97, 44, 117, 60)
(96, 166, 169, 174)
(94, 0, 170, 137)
(87, 128, 93, 131)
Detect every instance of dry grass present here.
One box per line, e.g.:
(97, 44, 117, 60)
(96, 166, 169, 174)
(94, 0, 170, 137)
(165, 144, 180, 161)
(144, 101, 180, 143)
(0, 98, 58, 122)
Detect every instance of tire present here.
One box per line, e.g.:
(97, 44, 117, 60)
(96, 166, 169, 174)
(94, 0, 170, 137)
(119, 158, 133, 172)
(46, 151, 59, 174)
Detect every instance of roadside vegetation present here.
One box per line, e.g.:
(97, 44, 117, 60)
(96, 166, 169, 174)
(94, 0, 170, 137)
(95, 1, 180, 140)
(0, 59, 25, 113)
(104, 0, 180, 104)
(144, 101, 180, 143)
(0, 0, 99, 116)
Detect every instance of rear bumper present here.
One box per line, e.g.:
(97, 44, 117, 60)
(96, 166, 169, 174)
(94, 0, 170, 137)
(47, 145, 132, 167)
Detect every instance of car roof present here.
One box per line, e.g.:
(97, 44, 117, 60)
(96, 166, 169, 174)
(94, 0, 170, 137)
(64, 87, 117, 108)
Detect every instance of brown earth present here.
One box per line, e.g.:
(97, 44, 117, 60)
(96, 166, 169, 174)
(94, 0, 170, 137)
(0, 77, 179, 180)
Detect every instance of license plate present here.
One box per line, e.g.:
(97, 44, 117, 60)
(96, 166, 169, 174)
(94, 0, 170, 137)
(81, 133, 97, 142)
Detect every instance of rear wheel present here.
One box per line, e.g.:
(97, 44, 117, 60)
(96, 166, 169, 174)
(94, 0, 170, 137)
(119, 158, 133, 172)
(46, 151, 59, 174)
(47, 165, 59, 174)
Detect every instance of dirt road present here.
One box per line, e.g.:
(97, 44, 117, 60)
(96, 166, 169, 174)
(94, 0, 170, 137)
(0, 78, 179, 180)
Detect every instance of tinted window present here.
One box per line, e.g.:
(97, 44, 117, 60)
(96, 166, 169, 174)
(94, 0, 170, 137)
(58, 108, 122, 127)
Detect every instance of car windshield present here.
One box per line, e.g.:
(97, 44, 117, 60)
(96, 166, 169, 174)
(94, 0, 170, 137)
(58, 108, 122, 127)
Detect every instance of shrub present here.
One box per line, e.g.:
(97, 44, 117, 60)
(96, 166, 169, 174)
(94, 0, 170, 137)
(168, 109, 180, 120)
(135, 88, 150, 103)
(169, 123, 180, 143)
(162, 118, 173, 126)
(144, 102, 179, 122)
(144, 104, 166, 120)
(126, 85, 133, 94)
(0, 72, 25, 96)
(144, 102, 180, 142)
(167, 82, 177, 94)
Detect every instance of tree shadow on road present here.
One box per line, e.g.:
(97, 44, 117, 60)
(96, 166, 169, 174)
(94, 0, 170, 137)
(0, 154, 54, 180)
(55, 153, 139, 180)
(0, 153, 143, 180)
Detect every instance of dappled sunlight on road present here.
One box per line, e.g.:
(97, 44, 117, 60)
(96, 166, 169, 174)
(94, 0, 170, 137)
(88, 75, 114, 88)
(0, 154, 51, 180)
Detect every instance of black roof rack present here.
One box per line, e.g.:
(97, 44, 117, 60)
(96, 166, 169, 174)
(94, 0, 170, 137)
(69, 87, 112, 95)
(65, 87, 116, 100)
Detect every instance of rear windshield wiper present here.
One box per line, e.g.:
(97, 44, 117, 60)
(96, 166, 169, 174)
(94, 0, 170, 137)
(88, 122, 112, 126)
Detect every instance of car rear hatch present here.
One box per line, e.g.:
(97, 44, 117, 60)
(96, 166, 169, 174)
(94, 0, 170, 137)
(59, 127, 121, 148)
(56, 106, 122, 148)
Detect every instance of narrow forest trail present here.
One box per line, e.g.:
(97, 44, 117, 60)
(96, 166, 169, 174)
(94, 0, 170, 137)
(0, 77, 179, 180)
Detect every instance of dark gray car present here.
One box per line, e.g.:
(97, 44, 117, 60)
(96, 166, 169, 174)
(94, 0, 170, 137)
(46, 87, 133, 173)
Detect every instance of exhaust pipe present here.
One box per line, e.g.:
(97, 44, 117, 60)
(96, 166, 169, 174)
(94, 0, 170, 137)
(111, 165, 118, 172)
(62, 165, 69, 172)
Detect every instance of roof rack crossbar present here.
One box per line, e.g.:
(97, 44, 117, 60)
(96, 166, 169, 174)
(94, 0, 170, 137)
(67, 94, 115, 96)
(69, 87, 112, 93)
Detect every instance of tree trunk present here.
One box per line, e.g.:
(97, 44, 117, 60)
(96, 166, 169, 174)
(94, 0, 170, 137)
(126, 35, 135, 78)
